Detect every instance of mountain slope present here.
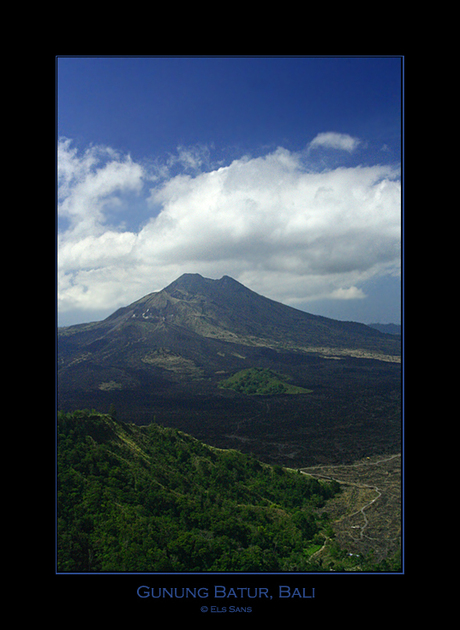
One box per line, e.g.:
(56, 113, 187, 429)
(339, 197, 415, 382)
(58, 273, 400, 385)
(57, 409, 340, 572)
(102, 273, 399, 354)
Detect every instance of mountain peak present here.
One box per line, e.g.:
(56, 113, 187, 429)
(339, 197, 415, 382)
(165, 273, 214, 295)
(165, 273, 245, 295)
(175, 272, 206, 283)
(87, 272, 400, 363)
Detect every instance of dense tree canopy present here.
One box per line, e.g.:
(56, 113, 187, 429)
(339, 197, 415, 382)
(57, 410, 340, 572)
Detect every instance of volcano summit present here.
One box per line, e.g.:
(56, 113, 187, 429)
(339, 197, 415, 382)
(58, 274, 401, 466)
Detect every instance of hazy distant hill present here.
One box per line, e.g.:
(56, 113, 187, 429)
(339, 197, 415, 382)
(368, 323, 401, 335)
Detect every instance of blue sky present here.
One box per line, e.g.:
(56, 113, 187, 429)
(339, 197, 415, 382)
(57, 56, 402, 326)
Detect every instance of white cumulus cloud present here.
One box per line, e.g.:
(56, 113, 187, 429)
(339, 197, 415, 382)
(309, 132, 361, 152)
(58, 138, 144, 237)
(57, 139, 401, 322)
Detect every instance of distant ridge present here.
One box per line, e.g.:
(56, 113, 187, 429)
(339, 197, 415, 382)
(368, 323, 401, 335)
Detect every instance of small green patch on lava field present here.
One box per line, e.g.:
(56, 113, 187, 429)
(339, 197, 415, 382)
(218, 368, 313, 396)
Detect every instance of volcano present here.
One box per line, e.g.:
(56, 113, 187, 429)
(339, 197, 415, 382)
(57, 274, 401, 466)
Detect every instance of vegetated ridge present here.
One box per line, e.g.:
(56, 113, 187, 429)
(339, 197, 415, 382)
(57, 410, 341, 572)
(57, 410, 399, 572)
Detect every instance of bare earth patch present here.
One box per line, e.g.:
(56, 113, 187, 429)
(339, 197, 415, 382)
(299, 453, 401, 567)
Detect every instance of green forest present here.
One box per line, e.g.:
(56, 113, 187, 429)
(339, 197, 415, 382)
(57, 410, 340, 572)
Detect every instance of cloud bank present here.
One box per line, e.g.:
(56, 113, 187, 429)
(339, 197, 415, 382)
(58, 137, 401, 322)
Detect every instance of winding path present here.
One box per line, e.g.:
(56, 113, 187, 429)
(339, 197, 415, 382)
(300, 453, 400, 542)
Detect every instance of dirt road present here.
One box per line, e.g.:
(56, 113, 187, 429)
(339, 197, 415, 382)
(299, 453, 401, 564)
